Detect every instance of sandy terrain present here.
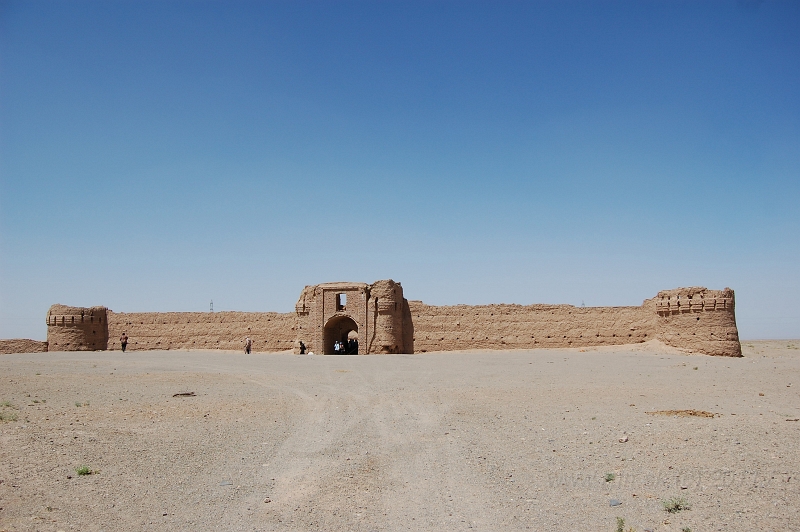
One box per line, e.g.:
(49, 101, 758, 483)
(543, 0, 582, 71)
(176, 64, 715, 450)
(1, 340, 798, 531)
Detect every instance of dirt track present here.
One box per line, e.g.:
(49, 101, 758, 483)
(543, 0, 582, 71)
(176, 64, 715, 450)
(1, 340, 798, 531)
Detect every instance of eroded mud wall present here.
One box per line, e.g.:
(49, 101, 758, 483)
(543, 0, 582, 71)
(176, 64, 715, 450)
(409, 287, 742, 357)
(0, 339, 49, 354)
(106, 311, 296, 352)
(409, 302, 656, 352)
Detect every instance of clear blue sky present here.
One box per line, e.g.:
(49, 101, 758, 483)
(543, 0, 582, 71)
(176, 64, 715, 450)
(1, 1, 798, 341)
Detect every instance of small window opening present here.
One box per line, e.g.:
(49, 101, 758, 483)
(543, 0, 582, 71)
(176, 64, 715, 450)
(336, 293, 347, 311)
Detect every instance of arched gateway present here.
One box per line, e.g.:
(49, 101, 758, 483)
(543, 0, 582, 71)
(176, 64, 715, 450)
(294, 280, 414, 355)
(323, 315, 358, 354)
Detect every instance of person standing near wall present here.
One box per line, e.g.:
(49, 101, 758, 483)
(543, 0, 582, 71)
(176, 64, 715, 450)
(244, 337, 252, 354)
(299, 341, 306, 354)
(120, 333, 128, 353)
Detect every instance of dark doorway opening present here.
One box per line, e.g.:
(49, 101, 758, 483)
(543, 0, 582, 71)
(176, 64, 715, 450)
(323, 315, 359, 355)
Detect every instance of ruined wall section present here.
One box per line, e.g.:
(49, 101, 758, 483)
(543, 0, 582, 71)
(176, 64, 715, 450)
(294, 285, 315, 353)
(47, 305, 109, 351)
(0, 339, 49, 354)
(652, 287, 741, 357)
(402, 297, 414, 355)
(106, 311, 296, 352)
(409, 302, 656, 353)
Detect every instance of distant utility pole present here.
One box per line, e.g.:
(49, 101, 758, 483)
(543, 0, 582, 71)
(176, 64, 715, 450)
(581, 300, 586, 308)
(210, 300, 214, 312)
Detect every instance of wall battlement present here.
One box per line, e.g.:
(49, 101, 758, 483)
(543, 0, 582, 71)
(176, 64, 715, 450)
(654, 287, 735, 316)
(45, 282, 741, 356)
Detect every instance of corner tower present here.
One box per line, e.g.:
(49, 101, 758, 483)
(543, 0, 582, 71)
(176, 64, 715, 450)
(46, 304, 109, 351)
(650, 287, 741, 357)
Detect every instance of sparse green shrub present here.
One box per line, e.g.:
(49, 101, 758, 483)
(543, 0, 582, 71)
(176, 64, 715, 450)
(0, 411, 18, 422)
(662, 496, 691, 513)
(75, 466, 92, 476)
(0, 400, 18, 422)
(616, 517, 625, 532)
(605, 472, 616, 482)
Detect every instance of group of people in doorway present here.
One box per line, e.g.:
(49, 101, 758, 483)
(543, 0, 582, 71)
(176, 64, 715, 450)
(334, 338, 358, 355)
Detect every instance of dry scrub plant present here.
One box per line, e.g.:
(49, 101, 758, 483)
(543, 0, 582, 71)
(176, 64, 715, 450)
(615, 517, 636, 532)
(662, 496, 691, 513)
(0, 400, 18, 422)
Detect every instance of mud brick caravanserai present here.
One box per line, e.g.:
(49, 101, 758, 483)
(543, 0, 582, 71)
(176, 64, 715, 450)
(42, 280, 742, 357)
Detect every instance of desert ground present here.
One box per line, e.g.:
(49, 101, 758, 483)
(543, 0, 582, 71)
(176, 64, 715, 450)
(1, 340, 798, 532)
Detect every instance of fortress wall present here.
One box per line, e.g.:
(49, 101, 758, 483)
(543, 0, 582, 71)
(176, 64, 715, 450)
(106, 311, 296, 352)
(0, 339, 49, 354)
(40, 285, 741, 357)
(409, 302, 656, 353)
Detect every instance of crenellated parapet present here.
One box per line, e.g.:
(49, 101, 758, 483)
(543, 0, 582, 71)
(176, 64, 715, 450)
(46, 304, 109, 351)
(655, 287, 735, 316)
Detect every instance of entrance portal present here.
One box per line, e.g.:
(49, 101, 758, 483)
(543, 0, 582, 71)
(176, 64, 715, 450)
(323, 315, 359, 355)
